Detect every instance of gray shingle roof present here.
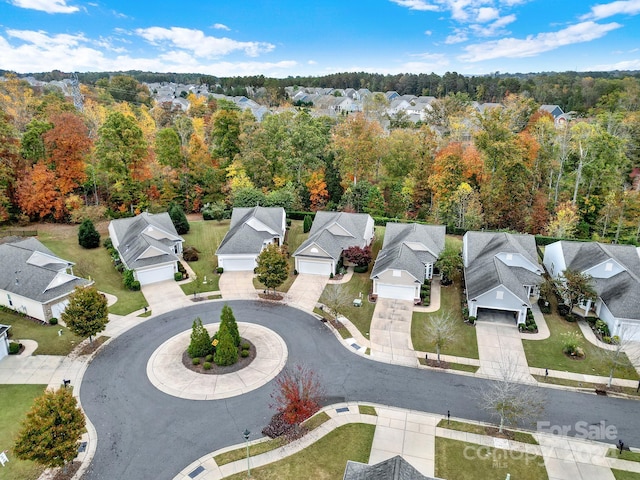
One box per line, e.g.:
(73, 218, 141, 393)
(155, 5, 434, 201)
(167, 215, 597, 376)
(109, 212, 183, 269)
(217, 207, 285, 255)
(371, 223, 445, 281)
(294, 212, 372, 260)
(344, 456, 436, 480)
(464, 232, 542, 303)
(0, 238, 91, 303)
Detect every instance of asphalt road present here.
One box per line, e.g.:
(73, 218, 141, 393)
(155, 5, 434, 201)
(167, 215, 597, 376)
(80, 301, 640, 480)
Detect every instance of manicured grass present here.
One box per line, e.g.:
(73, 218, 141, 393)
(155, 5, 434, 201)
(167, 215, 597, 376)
(533, 375, 640, 396)
(612, 469, 640, 479)
(437, 419, 538, 445)
(523, 311, 639, 380)
(179, 220, 229, 295)
(319, 272, 376, 337)
(38, 227, 146, 316)
(0, 385, 46, 480)
(358, 405, 377, 416)
(608, 449, 640, 463)
(253, 221, 307, 294)
(435, 438, 548, 480)
(0, 310, 81, 355)
(223, 423, 375, 480)
(419, 358, 479, 373)
(412, 282, 479, 359)
(301, 411, 331, 431)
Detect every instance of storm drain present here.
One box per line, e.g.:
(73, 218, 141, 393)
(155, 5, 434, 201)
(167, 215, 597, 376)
(188, 466, 205, 478)
(77, 442, 87, 453)
(335, 407, 349, 413)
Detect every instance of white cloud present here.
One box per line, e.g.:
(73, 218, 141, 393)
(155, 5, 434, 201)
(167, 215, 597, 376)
(459, 21, 621, 61)
(582, 0, 640, 20)
(135, 27, 274, 58)
(585, 58, 640, 70)
(445, 29, 468, 44)
(390, 0, 439, 11)
(475, 7, 499, 22)
(212, 23, 231, 31)
(470, 13, 516, 36)
(424, 30, 433, 35)
(307, 60, 317, 65)
(10, 0, 79, 14)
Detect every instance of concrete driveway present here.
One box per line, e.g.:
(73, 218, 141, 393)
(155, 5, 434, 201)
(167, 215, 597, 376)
(476, 311, 535, 383)
(287, 274, 329, 310)
(141, 280, 191, 315)
(369, 298, 417, 366)
(218, 271, 258, 300)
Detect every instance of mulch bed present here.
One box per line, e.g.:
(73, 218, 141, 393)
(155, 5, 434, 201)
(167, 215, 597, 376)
(563, 352, 586, 360)
(43, 461, 81, 480)
(181, 338, 256, 375)
(258, 292, 284, 301)
(76, 336, 109, 356)
(425, 358, 451, 369)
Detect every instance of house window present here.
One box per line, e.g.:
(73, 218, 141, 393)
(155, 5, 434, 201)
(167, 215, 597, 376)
(392, 270, 401, 277)
(425, 263, 433, 279)
(496, 291, 504, 300)
(550, 262, 555, 276)
(506, 253, 513, 261)
(605, 262, 613, 272)
(7, 294, 12, 307)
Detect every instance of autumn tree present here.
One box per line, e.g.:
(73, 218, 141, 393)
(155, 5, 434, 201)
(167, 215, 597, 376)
(342, 246, 372, 267)
(61, 286, 109, 344)
(256, 243, 289, 295)
(555, 269, 597, 313)
(306, 170, 329, 211)
(13, 387, 86, 470)
(332, 113, 383, 185)
(424, 312, 458, 365)
(0, 110, 22, 220)
(546, 201, 579, 238)
(270, 364, 323, 428)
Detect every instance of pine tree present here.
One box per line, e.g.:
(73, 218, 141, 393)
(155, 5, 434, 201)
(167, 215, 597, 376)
(214, 328, 238, 366)
(168, 203, 190, 234)
(14, 387, 86, 469)
(188, 317, 213, 358)
(220, 304, 240, 347)
(78, 218, 101, 249)
(303, 214, 313, 233)
(61, 286, 108, 344)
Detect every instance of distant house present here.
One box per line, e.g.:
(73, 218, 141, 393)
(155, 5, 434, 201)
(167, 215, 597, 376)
(108, 212, 184, 285)
(344, 455, 437, 480)
(371, 223, 445, 302)
(0, 324, 9, 361)
(0, 238, 92, 321)
(293, 212, 374, 276)
(543, 241, 640, 341)
(216, 207, 286, 272)
(539, 104, 564, 118)
(463, 231, 543, 324)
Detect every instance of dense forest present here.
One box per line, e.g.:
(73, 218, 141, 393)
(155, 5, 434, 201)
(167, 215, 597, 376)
(0, 71, 639, 245)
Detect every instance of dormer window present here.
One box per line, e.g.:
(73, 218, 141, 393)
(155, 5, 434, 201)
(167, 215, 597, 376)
(506, 253, 513, 261)
(605, 262, 613, 272)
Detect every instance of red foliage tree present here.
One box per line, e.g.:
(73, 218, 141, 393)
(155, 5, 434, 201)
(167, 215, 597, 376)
(342, 245, 372, 266)
(270, 364, 323, 427)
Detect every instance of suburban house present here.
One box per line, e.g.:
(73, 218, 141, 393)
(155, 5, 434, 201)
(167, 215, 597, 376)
(0, 324, 10, 361)
(108, 212, 184, 285)
(344, 455, 435, 480)
(216, 206, 286, 272)
(370, 223, 445, 302)
(543, 241, 640, 341)
(293, 212, 374, 276)
(0, 238, 92, 321)
(463, 231, 543, 324)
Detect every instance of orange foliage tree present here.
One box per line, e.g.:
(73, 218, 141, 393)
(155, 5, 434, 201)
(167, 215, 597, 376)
(306, 170, 328, 211)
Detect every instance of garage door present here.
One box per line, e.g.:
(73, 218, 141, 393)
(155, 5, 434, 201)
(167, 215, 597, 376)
(136, 264, 175, 285)
(51, 299, 69, 319)
(618, 322, 640, 342)
(376, 283, 416, 301)
(298, 259, 332, 276)
(476, 308, 518, 323)
(221, 257, 256, 272)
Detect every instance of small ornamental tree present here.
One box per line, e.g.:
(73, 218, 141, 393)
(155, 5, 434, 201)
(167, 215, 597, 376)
(256, 243, 289, 295)
(14, 387, 86, 470)
(342, 245, 372, 267)
(424, 312, 458, 365)
(303, 214, 313, 233)
(61, 286, 108, 344)
(555, 269, 597, 313)
(214, 327, 237, 366)
(168, 203, 190, 234)
(187, 317, 213, 358)
(436, 241, 463, 285)
(270, 364, 323, 427)
(78, 218, 100, 249)
(220, 304, 240, 347)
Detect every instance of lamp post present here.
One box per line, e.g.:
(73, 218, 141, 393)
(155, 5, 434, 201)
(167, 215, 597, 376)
(243, 429, 251, 478)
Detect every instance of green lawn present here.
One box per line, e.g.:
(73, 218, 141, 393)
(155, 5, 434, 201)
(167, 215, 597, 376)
(179, 220, 230, 295)
(0, 310, 81, 355)
(435, 438, 548, 480)
(612, 469, 640, 479)
(533, 375, 640, 396)
(412, 282, 479, 359)
(437, 419, 538, 445)
(39, 228, 146, 316)
(223, 423, 375, 480)
(523, 311, 639, 380)
(0, 385, 46, 480)
(608, 449, 640, 463)
(254, 221, 307, 293)
(320, 272, 376, 337)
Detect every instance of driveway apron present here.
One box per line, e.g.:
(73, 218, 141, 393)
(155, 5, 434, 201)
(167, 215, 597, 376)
(476, 315, 535, 384)
(287, 274, 329, 311)
(141, 280, 191, 315)
(369, 298, 417, 366)
(218, 271, 258, 300)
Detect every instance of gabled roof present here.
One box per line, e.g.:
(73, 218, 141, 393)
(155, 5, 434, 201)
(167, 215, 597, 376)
(294, 212, 372, 260)
(344, 455, 436, 480)
(555, 241, 640, 320)
(371, 223, 445, 281)
(217, 207, 285, 256)
(464, 231, 542, 303)
(110, 212, 183, 270)
(0, 238, 91, 303)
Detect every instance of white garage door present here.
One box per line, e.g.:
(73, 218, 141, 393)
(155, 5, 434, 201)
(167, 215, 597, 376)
(376, 283, 416, 301)
(136, 264, 175, 285)
(618, 322, 640, 342)
(51, 299, 69, 319)
(298, 259, 332, 276)
(0, 337, 8, 361)
(221, 257, 256, 272)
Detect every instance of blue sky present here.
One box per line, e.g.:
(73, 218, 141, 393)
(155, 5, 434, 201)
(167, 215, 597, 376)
(1, 0, 639, 77)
